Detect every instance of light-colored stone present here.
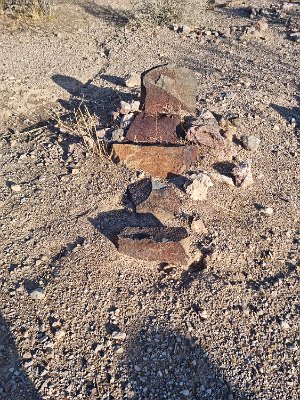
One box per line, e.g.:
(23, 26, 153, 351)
(199, 310, 208, 319)
(186, 173, 213, 201)
(125, 72, 140, 88)
(241, 135, 261, 151)
(55, 329, 66, 340)
(210, 172, 235, 186)
(10, 184, 22, 192)
(280, 320, 290, 330)
(262, 207, 274, 216)
(119, 101, 132, 115)
(29, 288, 45, 300)
(111, 331, 127, 341)
(191, 219, 208, 235)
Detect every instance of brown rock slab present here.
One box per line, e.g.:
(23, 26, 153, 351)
(126, 113, 182, 144)
(111, 143, 198, 179)
(141, 65, 197, 116)
(136, 185, 182, 219)
(114, 226, 189, 265)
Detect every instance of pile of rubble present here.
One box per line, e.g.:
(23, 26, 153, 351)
(97, 65, 257, 266)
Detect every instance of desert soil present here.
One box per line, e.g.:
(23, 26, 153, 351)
(0, 0, 299, 399)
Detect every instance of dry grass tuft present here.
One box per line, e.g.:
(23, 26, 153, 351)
(55, 105, 109, 158)
(0, 0, 52, 15)
(132, 0, 208, 27)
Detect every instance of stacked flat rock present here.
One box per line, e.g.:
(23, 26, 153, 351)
(111, 64, 199, 179)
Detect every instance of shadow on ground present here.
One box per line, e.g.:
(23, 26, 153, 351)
(77, 0, 134, 26)
(0, 314, 41, 399)
(122, 325, 256, 400)
(270, 91, 300, 144)
(52, 74, 136, 126)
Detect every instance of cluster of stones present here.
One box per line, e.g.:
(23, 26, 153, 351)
(107, 65, 251, 266)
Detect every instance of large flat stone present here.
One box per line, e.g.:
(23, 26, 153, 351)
(111, 143, 198, 179)
(114, 226, 189, 265)
(141, 65, 197, 116)
(126, 113, 182, 144)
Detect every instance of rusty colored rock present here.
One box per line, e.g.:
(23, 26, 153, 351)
(141, 65, 197, 116)
(186, 125, 221, 145)
(114, 226, 189, 265)
(126, 113, 182, 144)
(186, 125, 237, 161)
(111, 143, 198, 179)
(136, 185, 182, 218)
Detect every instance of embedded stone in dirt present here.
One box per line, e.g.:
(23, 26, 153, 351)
(136, 184, 182, 219)
(186, 125, 237, 160)
(126, 112, 182, 144)
(114, 226, 189, 265)
(140, 65, 197, 116)
(240, 134, 261, 151)
(111, 144, 198, 179)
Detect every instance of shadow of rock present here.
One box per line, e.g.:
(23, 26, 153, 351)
(213, 161, 235, 176)
(271, 98, 300, 125)
(271, 94, 300, 144)
(121, 325, 256, 400)
(89, 210, 163, 240)
(52, 74, 135, 125)
(0, 314, 42, 399)
(77, 0, 134, 26)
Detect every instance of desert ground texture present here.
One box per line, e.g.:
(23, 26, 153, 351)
(0, 0, 299, 399)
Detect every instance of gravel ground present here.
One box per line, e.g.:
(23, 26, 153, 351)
(0, 1, 299, 399)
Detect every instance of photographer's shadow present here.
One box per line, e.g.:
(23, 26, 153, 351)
(0, 314, 41, 399)
(123, 325, 256, 400)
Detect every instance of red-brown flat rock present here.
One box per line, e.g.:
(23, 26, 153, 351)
(114, 226, 189, 265)
(111, 143, 198, 179)
(141, 65, 197, 116)
(126, 113, 182, 144)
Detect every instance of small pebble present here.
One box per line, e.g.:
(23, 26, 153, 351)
(199, 310, 209, 319)
(262, 207, 274, 216)
(10, 184, 22, 192)
(241, 135, 261, 151)
(115, 346, 124, 354)
(29, 288, 45, 300)
(111, 331, 126, 340)
(179, 25, 191, 34)
(55, 329, 66, 340)
(280, 320, 290, 330)
(124, 73, 140, 88)
(191, 219, 208, 235)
